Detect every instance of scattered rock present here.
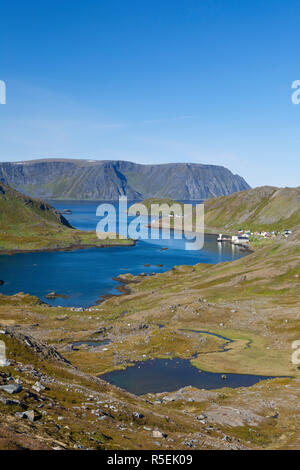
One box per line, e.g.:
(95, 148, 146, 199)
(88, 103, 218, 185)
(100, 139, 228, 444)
(55, 315, 69, 321)
(132, 411, 144, 419)
(162, 396, 175, 402)
(32, 381, 46, 393)
(93, 327, 107, 335)
(16, 410, 38, 422)
(183, 440, 197, 448)
(152, 430, 167, 439)
(0, 395, 23, 407)
(0, 383, 22, 394)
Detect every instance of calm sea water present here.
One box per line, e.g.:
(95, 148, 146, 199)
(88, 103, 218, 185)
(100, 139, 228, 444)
(0, 200, 248, 308)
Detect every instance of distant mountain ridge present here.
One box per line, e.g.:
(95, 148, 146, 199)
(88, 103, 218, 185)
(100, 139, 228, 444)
(0, 159, 250, 200)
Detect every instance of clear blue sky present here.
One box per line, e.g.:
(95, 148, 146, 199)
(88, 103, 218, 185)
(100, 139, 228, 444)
(1, 0, 300, 188)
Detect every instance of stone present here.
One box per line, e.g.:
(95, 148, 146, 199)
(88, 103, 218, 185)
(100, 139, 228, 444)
(0, 395, 21, 406)
(162, 396, 175, 402)
(183, 440, 197, 448)
(24, 410, 37, 422)
(0, 383, 22, 394)
(32, 381, 45, 393)
(15, 410, 37, 422)
(94, 327, 106, 335)
(152, 430, 167, 439)
(132, 411, 144, 419)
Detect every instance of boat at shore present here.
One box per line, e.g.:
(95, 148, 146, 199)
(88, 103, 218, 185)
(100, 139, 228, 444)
(217, 234, 231, 242)
(231, 234, 250, 247)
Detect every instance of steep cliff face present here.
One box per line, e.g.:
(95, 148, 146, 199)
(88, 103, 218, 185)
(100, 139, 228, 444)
(0, 159, 250, 200)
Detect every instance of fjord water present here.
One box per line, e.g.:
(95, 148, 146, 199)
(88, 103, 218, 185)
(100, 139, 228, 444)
(0, 200, 248, 308)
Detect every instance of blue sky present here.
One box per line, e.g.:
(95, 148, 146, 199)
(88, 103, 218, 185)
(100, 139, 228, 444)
(1, 0, 300, 188)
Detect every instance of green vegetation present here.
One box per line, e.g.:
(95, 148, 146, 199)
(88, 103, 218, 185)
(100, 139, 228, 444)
(204, 185, 300, 233)
(0, 184, 299, 449)
(0, 183, 134, 252)
(0, 231, 299, 449)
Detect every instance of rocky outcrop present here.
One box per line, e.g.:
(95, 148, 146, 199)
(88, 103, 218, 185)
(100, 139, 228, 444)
(4, 328, 71, 365)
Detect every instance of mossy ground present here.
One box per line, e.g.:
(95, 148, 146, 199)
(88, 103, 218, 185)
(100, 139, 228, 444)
(0, 234, 299, 449)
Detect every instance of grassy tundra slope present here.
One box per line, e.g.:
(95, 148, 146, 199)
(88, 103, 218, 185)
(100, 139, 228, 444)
(204, 186, 300, 233)
(0, 235, 299, 449)
(145, 187, 300, 236)
(0, 186, 300, 450)
(0, 183, 133, 252)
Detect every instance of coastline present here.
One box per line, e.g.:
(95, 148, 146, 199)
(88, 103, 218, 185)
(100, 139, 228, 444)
(147, 218, 254, 253)
(0, 238, 136, 256)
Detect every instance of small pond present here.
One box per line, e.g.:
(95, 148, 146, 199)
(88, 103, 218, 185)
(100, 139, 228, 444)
(71, 339, 111, 350)
(99, 358, 278, 395)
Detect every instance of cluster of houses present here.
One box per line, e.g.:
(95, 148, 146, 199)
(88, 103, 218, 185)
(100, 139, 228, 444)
(218, 228, 293, 247)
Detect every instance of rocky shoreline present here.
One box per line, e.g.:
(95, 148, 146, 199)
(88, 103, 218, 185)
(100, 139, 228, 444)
(0, 239, 137, 256)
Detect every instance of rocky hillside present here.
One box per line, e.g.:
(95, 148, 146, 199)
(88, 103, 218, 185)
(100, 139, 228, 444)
(204, 185, 300, 232)
(0, 159, 250, 200)
(0, 183, 133, 252)
(0, 182, 73, 230)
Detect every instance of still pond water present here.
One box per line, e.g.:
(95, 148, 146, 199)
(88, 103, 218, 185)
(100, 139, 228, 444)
(99, 358, 277, 395)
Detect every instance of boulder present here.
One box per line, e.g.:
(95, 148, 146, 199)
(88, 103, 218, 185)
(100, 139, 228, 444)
(132, 411, 144, 419)
(0, 383, 22, 394)
(15, 410, 38, 422)
(32, 381, 46, 393)
(152, 430, 167, 439)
